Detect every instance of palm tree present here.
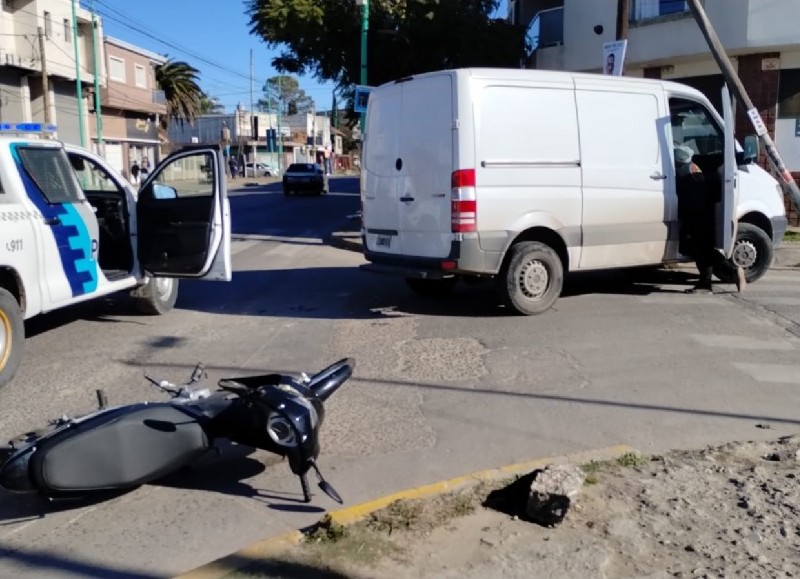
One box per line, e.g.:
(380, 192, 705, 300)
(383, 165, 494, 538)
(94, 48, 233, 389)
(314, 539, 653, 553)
(155, 59, 203, 130)
(198, 92, 225, 115)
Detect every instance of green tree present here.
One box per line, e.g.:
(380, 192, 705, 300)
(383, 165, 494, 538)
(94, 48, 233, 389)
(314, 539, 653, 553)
(155, 58, 203, 129)
(257, 75, 314, 115)
(198, 92, 225, 115)
(246, 0, 527, 121)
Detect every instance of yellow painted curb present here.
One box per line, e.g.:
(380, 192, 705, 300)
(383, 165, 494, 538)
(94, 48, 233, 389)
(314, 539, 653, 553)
(174, 444, 635, 579)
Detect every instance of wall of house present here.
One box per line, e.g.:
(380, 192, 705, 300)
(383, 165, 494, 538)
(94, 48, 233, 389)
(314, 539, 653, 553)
(103, 42, 161, 114)
(0, 69, 26, 122)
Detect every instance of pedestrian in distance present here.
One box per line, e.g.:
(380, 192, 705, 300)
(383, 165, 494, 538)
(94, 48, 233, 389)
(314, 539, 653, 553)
(130, 160, 140, 186)
(674, 144, 746, 294)
(228, 156, 237, 180)
(140, 156, 151, 177)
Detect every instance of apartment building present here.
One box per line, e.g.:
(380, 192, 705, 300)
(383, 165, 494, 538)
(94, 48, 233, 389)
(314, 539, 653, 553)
(514, 0, 800, 223)
(0, 0, 97, 144)
(97, 36, 166, 177)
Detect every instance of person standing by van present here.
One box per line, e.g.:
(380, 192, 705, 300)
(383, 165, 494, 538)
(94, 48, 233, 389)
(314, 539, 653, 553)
(674, 145, 746, 293)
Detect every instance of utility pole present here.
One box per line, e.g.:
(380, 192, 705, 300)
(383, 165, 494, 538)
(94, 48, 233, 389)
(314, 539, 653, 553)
(277, 74, 283, 174)
(71, 0, 86, 147)
(616, 0, 629, 41)
(37, 27, 52, 124)
(249, 48, 255, 178)
(90, 0, 103, 156)
(359, 0, 369, 130)
(687, 0, 800, 212)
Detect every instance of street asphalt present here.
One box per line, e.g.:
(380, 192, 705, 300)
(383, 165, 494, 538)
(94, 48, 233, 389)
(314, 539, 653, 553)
(1, 176, 799, 578)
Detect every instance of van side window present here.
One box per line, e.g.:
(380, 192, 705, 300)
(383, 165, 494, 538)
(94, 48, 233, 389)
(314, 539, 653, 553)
(669, 99, 724, 158)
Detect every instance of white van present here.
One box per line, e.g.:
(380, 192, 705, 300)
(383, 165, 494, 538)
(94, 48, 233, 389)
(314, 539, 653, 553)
(359, 68, 788, 314)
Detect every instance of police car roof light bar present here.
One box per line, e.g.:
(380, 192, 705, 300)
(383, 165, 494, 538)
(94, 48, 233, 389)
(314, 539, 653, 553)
(0, 122, 58, 135)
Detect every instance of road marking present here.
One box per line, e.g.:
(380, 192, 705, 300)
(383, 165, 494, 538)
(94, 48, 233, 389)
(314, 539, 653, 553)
(733, 363, 800, 384)
(761, 273, 800, 282)
(230, 240, 260, 256)
(691, 334, 795, 351)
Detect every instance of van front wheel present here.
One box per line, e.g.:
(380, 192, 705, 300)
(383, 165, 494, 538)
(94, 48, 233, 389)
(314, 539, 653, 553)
(497, 241, 564, 315)
(714, 223, 773, 284)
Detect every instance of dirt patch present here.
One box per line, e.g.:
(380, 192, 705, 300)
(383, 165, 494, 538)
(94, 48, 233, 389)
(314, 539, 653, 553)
(229, 435, 800, 578)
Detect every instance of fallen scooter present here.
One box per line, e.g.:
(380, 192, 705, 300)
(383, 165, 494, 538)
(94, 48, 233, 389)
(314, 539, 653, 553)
(0, 358, 355, 504)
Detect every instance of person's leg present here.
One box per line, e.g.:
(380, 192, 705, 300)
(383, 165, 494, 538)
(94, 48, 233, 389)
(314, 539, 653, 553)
(700, 248, 747, 293)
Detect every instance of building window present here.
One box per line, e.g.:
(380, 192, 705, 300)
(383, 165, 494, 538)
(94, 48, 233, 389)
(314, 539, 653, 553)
(44, 11, 52, 37)
(631, 0, 689, 21)
(134, 64, 147, 89)
(63, 18, 71, 43)
(778, 68, 800, 119)
(109, 56, 126, 82)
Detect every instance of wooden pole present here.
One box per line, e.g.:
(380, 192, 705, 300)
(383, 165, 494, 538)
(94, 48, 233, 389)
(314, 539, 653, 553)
(38, 27, 51, 124)
(616, 0, 629, 41)
(687, 0, 800, 212)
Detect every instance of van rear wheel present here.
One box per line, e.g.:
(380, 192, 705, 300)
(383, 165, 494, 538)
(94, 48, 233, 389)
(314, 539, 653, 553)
(497, 241, 563, 315)
(405, 277, 458, 297)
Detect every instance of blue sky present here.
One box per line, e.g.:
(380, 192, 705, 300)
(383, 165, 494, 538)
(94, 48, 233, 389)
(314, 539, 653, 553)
(97, 0, 508, 113)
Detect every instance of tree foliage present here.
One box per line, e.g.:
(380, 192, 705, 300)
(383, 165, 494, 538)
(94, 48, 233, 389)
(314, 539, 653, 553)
(257, 75, 314, 115)
(198, 92, 225, 115)
(246, 0, 527, 120)
(155, 59, 203, 129)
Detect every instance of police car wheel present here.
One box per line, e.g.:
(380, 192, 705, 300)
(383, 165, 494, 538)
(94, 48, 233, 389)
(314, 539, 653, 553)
(0, 288, 24, 389)
(132, 278, 180, 315)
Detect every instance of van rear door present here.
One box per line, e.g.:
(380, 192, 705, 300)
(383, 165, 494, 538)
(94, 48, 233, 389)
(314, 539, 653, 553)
(395, 73, 455, 258)
(362, 82, 403, 254)
(717, 84, 739, 257)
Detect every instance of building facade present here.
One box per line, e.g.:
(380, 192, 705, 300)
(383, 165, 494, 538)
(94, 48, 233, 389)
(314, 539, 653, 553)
(0, 0, 97, 144)
(97, 36, 166, 178)
(517, 0, 800, 224)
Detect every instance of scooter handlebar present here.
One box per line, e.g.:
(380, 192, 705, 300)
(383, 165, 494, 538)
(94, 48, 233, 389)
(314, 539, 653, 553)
(306, 358, 355, 401)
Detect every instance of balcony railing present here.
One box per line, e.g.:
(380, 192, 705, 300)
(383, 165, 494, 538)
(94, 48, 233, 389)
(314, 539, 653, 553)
(631, 0, 691, 22)
(526, 6, 563, 54)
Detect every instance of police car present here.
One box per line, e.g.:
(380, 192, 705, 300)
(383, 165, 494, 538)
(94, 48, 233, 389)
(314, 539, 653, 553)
(0, 123, 231, 388)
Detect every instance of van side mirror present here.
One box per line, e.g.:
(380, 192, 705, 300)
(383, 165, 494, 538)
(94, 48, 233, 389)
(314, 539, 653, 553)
(743, 135, 759, 163)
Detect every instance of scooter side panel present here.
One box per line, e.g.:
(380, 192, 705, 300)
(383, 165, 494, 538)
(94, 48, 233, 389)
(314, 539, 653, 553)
(31, 404, 209, 492)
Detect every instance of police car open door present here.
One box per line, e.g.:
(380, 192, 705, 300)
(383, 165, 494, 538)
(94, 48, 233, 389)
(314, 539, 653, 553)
(136, 147, 231, 281)
(716, 84, 739, 259)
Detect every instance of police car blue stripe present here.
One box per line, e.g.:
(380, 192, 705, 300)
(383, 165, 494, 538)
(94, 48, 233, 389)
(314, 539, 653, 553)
(10, 144, 98, 298)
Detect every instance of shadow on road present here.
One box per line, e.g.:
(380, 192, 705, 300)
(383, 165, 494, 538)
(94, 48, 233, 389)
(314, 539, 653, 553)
(174, 265, 705, 320)
(0, 542, 161, 579)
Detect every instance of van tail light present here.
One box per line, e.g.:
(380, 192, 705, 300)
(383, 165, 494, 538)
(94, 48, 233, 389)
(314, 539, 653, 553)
(451, 169, 476, 233)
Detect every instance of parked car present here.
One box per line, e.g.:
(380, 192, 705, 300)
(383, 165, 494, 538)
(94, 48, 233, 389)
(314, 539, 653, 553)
(283, 163, 328, 196)
(244, 162, 280, 177)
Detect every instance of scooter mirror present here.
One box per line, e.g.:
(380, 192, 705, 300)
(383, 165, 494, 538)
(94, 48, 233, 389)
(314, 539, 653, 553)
(319, 480, 343, 504)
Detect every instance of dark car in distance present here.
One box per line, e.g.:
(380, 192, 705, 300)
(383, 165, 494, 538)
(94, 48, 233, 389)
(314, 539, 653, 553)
(282, 162, 328, 196)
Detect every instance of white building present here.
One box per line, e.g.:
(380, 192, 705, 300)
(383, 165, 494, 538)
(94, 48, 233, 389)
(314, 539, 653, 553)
(515, 0, 800, 224)
(0, 0, 99, 144)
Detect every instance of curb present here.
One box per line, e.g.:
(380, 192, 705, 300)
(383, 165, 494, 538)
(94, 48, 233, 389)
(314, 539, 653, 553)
(173, 444, 634, 579)
(326, 231, 363, 254)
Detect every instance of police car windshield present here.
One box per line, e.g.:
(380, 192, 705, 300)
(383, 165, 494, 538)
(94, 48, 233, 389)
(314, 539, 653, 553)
(16, 146, 84, 204)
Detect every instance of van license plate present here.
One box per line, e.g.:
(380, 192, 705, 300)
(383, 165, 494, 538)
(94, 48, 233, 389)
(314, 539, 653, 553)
(376, 235, 392, 248)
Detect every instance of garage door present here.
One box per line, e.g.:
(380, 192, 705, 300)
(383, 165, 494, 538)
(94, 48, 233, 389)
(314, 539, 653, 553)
(104, 143, 124, 174)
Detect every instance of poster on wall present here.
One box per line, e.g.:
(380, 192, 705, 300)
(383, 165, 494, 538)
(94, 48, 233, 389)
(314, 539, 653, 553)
(603, 40, 628, 76)
(354, 85, 372, 113)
